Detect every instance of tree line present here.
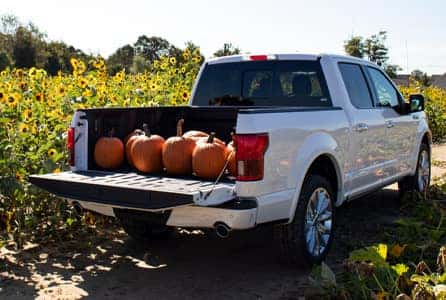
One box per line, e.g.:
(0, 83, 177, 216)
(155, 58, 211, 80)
(0, 14, 432, 81)
(0, 15, 241, 75)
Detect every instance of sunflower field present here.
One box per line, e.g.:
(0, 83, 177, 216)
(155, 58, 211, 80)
(400, 83, 446, 143)
(0, 48, 202, 242)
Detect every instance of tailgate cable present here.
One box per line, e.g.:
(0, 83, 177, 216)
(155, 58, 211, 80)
(203, 151, 234, 200)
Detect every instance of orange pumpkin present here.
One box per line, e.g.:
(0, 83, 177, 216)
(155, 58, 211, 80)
(162, 119, 196, 175)
(131, 124, 165, 173)
(182, 130, 209, 141)
(94, 129, 124, 169)
(227, 140, 237, 177)
(125, 129, 144, 166)
(192, 132, 228, 179)
(124, 129, 143, 144)
(194, 135, 226, 147)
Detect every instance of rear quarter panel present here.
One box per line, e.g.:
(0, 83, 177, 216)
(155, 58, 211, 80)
(236, 109, 350, 223)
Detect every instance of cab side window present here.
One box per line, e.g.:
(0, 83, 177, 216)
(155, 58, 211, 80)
(367, 67, 399, 107)
(338, 63, 374, 109)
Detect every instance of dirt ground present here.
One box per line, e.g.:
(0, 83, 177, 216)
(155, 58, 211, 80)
(1, 145, 446, 300)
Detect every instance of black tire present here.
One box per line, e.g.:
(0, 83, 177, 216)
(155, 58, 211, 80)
(114, 208, 173, 242)
(274, 174, 336, 268)
(398, 143, 431, 195)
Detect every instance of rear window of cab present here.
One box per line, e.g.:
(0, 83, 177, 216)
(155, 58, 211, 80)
(192, 60, 332, 107)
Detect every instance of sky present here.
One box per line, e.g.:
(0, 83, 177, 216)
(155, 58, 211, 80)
(3, 0, 446, 74)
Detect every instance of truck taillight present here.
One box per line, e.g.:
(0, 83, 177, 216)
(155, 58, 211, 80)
(235, 133, 269, 181)
(67, 127, 75, 166)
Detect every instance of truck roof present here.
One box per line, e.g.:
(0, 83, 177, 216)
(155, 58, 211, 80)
(206, 53, 378, 67)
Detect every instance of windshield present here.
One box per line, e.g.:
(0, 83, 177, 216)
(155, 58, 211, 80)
(191, 60, 332, 107)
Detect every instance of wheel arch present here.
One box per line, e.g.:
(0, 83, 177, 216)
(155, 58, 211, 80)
(411, 127, 432, 175)
(287, 134, 345, 222)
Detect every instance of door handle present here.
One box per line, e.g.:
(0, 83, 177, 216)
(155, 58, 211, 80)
(386, 120, 395, 128)
(354, 123, 368, 132)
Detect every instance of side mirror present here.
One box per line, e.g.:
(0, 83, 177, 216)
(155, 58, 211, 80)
(409, 94, 424, 112)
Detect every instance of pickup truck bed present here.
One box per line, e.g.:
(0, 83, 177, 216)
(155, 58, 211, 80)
(29, 171, 235, 210)
(80, 106, 238, 170)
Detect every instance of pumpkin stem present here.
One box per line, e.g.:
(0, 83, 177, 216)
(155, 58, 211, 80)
(109, 128, 115, 137)
(230, 131, 236, 149)
(176, 119, 184, 136)
(207, 132, 215, 143)
(142, 123, 151, 137)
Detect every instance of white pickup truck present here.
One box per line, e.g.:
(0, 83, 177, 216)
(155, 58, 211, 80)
(30, 53, 431, 266)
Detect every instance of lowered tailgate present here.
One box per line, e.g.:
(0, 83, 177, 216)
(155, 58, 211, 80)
(29, 171, 236, 210)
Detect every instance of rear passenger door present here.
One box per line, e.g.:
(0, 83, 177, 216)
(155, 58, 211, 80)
(338, 63, 388, 194)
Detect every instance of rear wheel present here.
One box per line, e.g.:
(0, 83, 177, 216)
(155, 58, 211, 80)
(114, 208, 173, 242)
(399, 143, 430, 194)
(275, 174, 335, 267)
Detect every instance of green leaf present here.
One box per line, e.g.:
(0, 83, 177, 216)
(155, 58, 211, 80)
(438, 272, 446, 284)
(410, 274, 432, 284)
(66, 217, 74, 227)
(320, 262, 336, 286)
(348, 244, 388, 267)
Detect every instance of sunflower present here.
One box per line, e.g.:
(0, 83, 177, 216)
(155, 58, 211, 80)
(0, 91, 5, 102)
(37, 69, 47, 78)
(114, 71, 124, 82)
(76, 60, 87, 74)
(56, 85, 66, 96)
(18, 123, 30, 134)
(7, 93, 19, 107)
(15, 69, 24, 77)
(171, 94, 178, 104)
(53, 168, 61, 173)
(82, 88, 93, 97)
(181, 90, 189, 101)
(48, 148, 58, 158)
(77, 78, 88, 89)
(22, 109, 33, 120)
(93, 59, 105, 70)
(150, 83, 158, 91)
(192, 56, 201, 64)
(169, 57, 176, 65)
(28, 67, 37, 78)
(180, 67, 186, 74)
(35, 92, 44, 102)
(47, 97, 56, 107)
(18, 81, 27, 91)
(182, 51, 190, 60)
(70, 58, 78, 71)
(160, 63, 168, 70)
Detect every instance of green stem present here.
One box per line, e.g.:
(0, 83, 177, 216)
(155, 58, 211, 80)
(142, 123, 151, 137)
(207, 132, 215, 143)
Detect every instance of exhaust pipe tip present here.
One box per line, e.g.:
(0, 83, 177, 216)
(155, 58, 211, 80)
(72, 201, 83, 215)
(214, 222, 231, 239)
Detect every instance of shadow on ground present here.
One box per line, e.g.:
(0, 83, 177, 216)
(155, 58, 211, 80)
(0, 187, 402, 299)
